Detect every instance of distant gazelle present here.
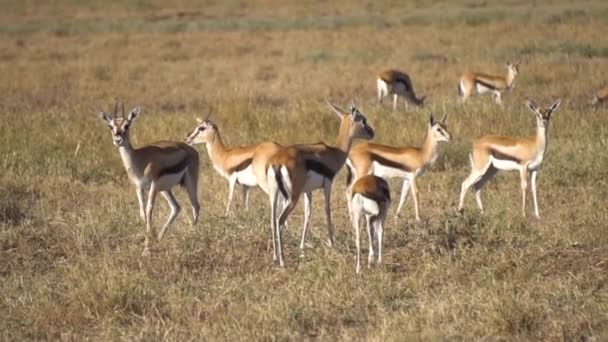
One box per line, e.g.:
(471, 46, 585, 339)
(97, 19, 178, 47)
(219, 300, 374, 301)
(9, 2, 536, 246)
(377, 69, 426, 111)
(98, 104, 200, 256)
(185, 119, 259, 215)
(349, 175, 391, 274)
(458, 62, 520, 105)
(266, 101, 375, 267)
(346, 113, 452, 221)
(458, 98, 561, 218)
(591, 85, 608, 106)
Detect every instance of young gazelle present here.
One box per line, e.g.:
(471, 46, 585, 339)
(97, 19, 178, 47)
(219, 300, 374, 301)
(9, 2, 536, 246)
(266, 101, 375, 267)
(377, 69, 426, 111)
(458, 62, 520, 105)
(458, 98, 561, 218)
(346, 113, 451, 220)
(185, 119, 259, 215)
(349, 175, 391, 274)
(98, 104, 200, 256)
(591, 85, 608, 106)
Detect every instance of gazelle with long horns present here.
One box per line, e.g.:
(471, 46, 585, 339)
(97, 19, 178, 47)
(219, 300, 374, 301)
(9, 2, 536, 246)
(98, 103, 200, 256)
(377, 69, 426, 111)
(349, 175, 391, 274)
(458, 62, 520, 105)
(458, 98, 561, 218)
(346, 113, 451, 220)
(266, 100, 375, 267)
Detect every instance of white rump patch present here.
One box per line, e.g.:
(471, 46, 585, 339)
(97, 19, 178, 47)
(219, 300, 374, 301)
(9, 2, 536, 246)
(352, 194, 380, 216)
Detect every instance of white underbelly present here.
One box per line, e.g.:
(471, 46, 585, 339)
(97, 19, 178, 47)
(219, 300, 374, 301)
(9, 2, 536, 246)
(490, 156, 521, 171)
(475, 83, 492, 94)
(236, 165, 258, 187)
(302, 171, 326, 193)
(372, 162, 407, 179)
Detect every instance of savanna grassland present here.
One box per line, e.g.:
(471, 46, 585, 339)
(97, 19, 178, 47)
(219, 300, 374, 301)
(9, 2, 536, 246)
(1, 0, 608, 340)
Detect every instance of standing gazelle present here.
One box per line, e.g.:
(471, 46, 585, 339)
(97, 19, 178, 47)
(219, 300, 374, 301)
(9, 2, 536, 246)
(377, 69, 426, 111)
(458, 62, 520, 105)
(349, 175, 391, 274)
(346, 113, 451, 220)
(98, 104, 200, 256)
(266, 101, 375, 267)
(458, 98, 561, 218)
(185, 119, 259, 215)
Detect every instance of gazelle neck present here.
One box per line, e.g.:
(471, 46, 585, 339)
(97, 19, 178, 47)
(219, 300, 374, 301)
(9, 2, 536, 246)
(206, 131, 227, 162)
(335, 119, 354, 155)
(117, 136, 139, 174)
(420, 129, 439, 166)
(506, 69, 517, 89)
(535, 121, 548, 153)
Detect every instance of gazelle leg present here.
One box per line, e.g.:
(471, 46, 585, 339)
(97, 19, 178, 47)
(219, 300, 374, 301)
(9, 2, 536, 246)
(519, 167, 529, 217)
(459, 171, 484, 212)
(392, 94, 398, 111)
(366, 214, 374, 267)
(376, 217, 384, 265)
(225, 176, 237, 216)
(242, 185, 250, 210)
(409, 176, 420, 221)
(269, 189, 279, 262)
(353, 208, 361, 274)
(474, 166, 497, 213)
(276, 196, 300, 268)
(157, 191, 181, 241)
(183, 171, 200, 226)
(323, 181, 335, 247)
(531, 171, 540, 218)
(136, 186, 146, 222)
(300, 192, 312, 250)
(396, 179, 410, 217)
(143, 181, 158, 256)
(494, 91, 502, 105)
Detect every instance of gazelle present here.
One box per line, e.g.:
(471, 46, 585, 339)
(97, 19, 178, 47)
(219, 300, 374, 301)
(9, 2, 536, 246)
(458, 98, 561, 218)
(266, 100, 375, 267)
(185, 119, 259, 215)
(98, 103, 200, 256)
(349, 175, 391, 274)
(377, 69, 426, 111)
(591, 85, 608, 106)
(458, 62, 520, 105)
(346, 113, 451, 221)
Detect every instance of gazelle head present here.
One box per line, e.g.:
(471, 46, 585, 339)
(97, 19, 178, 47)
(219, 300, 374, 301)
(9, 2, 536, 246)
(429, 113, 452, 142)
(98, 103, 141, 147)
(327, 100, 375, 140)
(506, 61, 520, 77)
(185, 118, 218, 145)
(526, 98, 561, 128)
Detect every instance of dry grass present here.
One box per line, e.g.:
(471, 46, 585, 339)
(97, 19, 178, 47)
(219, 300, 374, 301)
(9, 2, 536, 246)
(1, 0, 608, 340)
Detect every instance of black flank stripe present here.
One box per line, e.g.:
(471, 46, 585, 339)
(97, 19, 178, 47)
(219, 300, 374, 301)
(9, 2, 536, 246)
(228, 158, 253, 174)
(475, 79, 498, 91)
(370, 154, 410, 172)
(490, 149, 522, 164)
(159, 157, 189, 178)
(305, 159, 336, 180)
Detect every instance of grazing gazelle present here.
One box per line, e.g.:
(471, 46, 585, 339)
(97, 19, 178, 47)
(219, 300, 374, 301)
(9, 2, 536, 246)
(591, 85, 608, 106)
(346, 113, 452, 221)
(185, 119, 259, 215)
(377, 69, 426, 111)
(458, 62, 520, 105)
(458, 98, 561, 218)
(98, 103, 200, 256)
(266, 100, 375, 267)
(349, 175, 391, 274)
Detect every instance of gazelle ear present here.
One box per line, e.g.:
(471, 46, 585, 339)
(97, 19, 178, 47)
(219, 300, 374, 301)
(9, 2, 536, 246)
(429, 113, 435, 126)
(548, 98, 561, 113)
(127, 106, 141, 122)
(98, 112, 112, 125)
(326, 100, 346, 118)
(348, 100, 357, 115)
(525, 99, 539, 114)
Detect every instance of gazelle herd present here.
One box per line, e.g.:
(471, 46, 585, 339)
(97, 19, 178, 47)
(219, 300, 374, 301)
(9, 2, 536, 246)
(98, 64, 602, 273)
